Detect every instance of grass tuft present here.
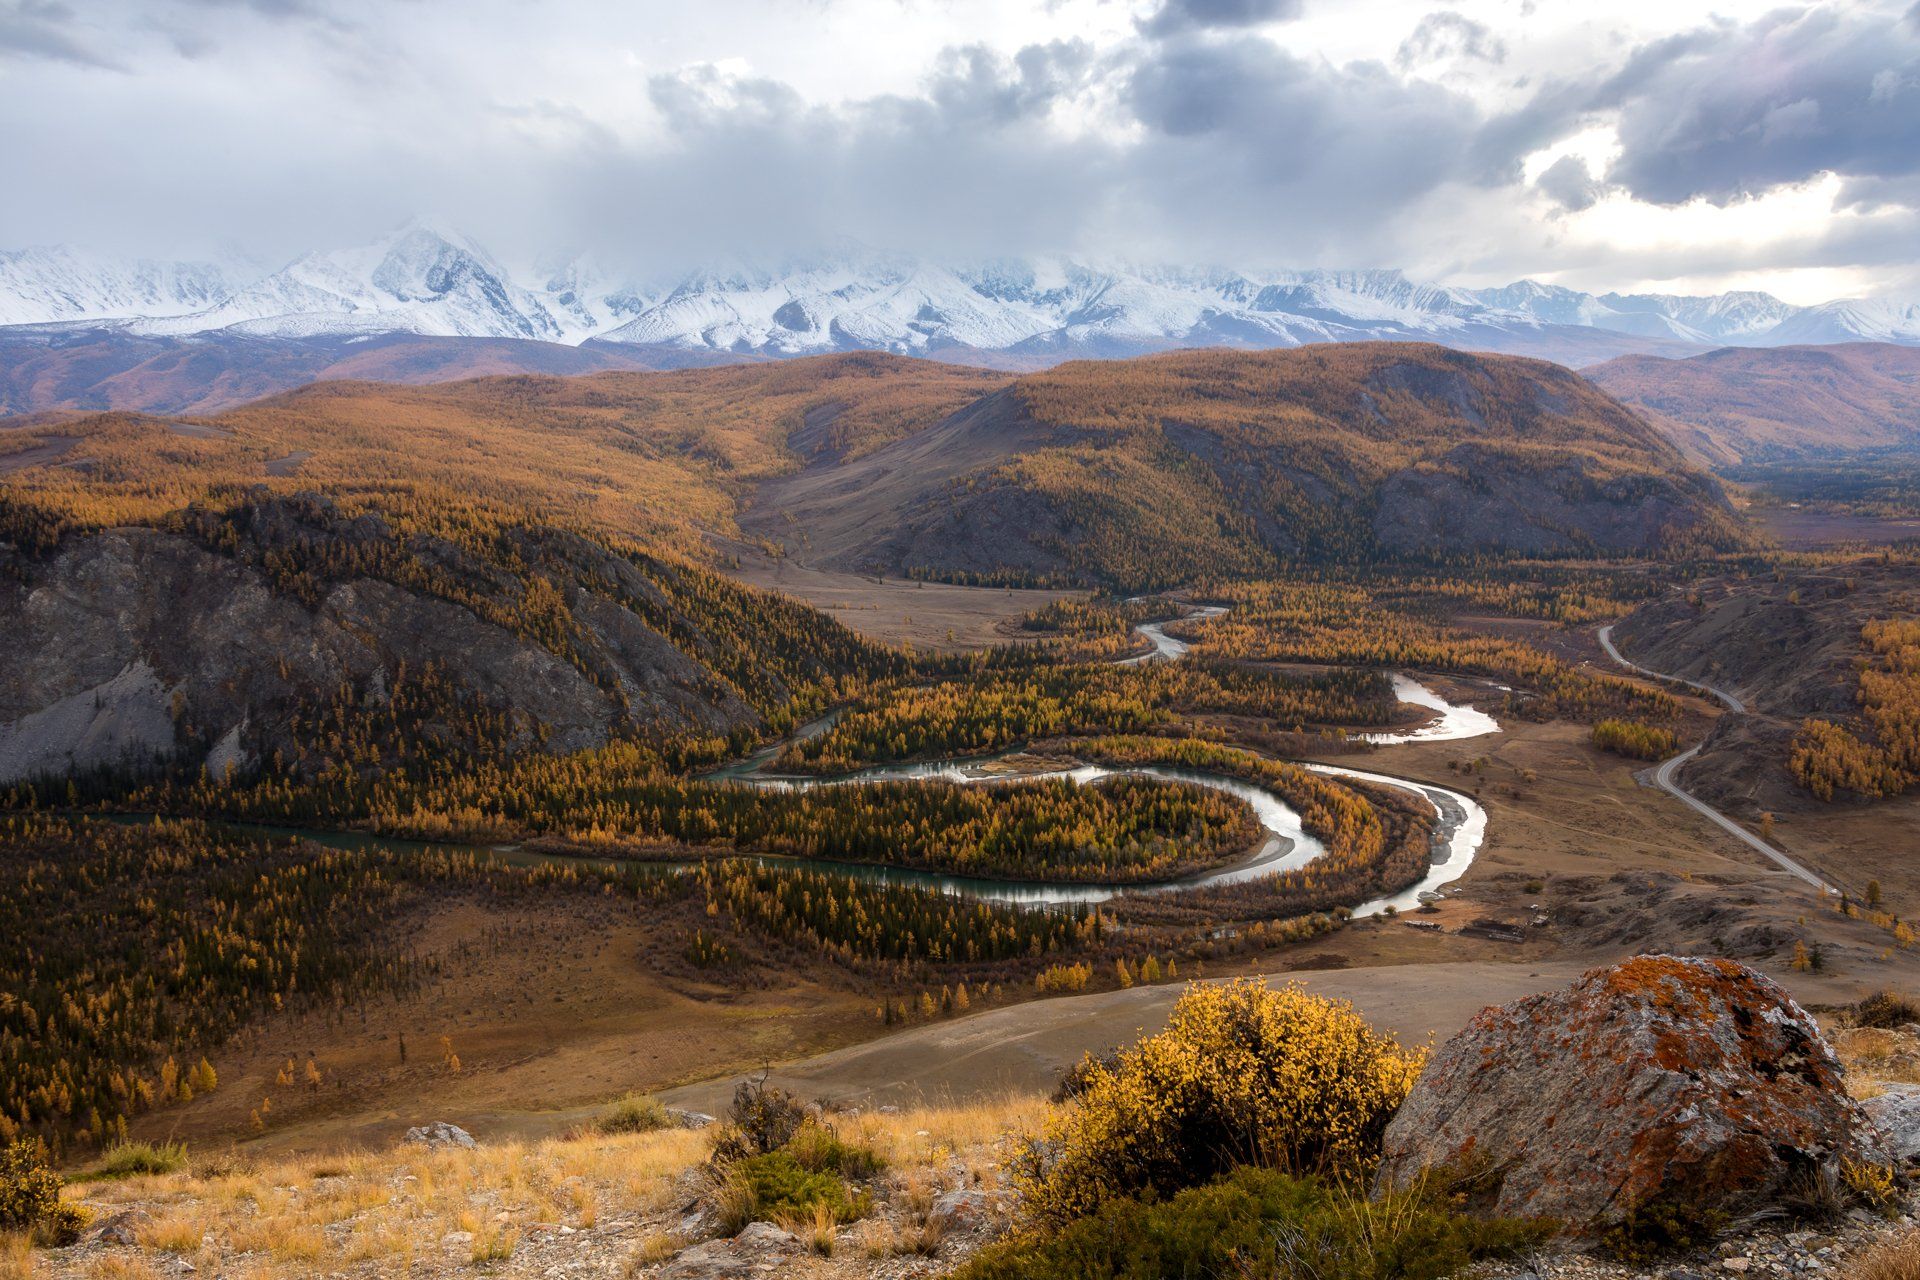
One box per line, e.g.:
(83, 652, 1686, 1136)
(597, 1092, 671, 1136)
(93, 1141, 189, 1181)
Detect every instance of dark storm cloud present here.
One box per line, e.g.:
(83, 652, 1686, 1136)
(1583, 5, 1920, 206)
(1125, 35, 1479, 195)
(0, 1, 123, 68)
(1139, 0, 1303, 40)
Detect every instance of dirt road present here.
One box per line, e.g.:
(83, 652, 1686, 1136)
(1596, 623, 1835, 895)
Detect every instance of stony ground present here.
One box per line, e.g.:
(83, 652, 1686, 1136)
(1484, 1205, 1920, 1278)
(23, 1016, 1920, 1280)
(25, 1099, 1037, 1280)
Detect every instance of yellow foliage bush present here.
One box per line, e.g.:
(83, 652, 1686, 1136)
(1019, 979, 1424, 1222)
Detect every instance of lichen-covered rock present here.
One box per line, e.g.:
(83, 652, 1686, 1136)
(405, 1121, 476, 1150)
(1376, 955, 1878, 1228)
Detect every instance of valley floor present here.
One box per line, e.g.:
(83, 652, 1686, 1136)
(97, 624, 1920, 1159)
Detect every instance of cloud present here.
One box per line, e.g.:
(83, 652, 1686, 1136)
(1585, 5, 1920, 207)
(1396, 11, 1506, 69)
(0, 0, 1917, 302)
(1139, 0, 1303, 40)
(1534, 153, 1605, 211)
(0, 0, 122, 69)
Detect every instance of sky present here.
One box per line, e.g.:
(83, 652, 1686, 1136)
(0, 0, 1916, 303)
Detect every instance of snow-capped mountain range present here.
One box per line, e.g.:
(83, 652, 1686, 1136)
(4, 219, 1916, 360)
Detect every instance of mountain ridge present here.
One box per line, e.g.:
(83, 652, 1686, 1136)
(4, 222, 1915, 378)
(1, 345, 1748, 587)
(1586, 343, 1920, 466)
(742, 343, 1750, 586)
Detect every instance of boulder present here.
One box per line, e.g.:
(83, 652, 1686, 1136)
(929, 1188, 997, 1229)
(657, 1222, 797, 1279)
(86, 1209, 151, 1246)
(1377, 955, 1879, 1227)
(1864, 1086, 1920, 1164)
(731, 1221, 798, 1249)
(405, 1121, 477, 1150)
(658, 1241, 752, 1280)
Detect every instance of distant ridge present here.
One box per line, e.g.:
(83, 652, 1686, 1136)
(1586, 343, 1920, 466)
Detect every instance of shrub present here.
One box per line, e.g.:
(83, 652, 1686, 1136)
(596, 1092, 670, 1136)
(0, 1141, 86, 1246)
(95, 1140, 190, 1179)
(710, 1077, 811, 1165)
(728, 1152, 869, 1229)
(784, 1120, 884, 1180)
(1856, 990, 1920, 1030)
(953, 1165, 1550, 1280)
(1845, 1159, 1901, 1215)
(1050, 1052, 1120, 1104)
(705, 1084, 880, 1234)
(1600, 1198, 1728, 1264)
(1019, 980, 1423, 1222)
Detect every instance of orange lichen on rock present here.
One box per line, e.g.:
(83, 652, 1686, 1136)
(1376, 954, 1879, 1229)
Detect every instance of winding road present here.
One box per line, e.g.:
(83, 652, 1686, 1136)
(1596, 623, 1835, 896)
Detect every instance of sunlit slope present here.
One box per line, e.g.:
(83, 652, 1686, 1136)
(751, 342, 1751, 588)
(0, 351, 1007, 553)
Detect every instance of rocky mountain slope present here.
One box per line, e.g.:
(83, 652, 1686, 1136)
(0, 493, 892, 788)
(1587, 343, 1920, 466)
(6, 222, 1920, 417)
(747, 344, 1749, 586)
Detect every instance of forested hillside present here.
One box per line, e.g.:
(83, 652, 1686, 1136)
(0, 351, 1002, 557)
(750, 343, 1749, 587)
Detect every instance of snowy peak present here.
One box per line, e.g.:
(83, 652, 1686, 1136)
(1757, 297, 1920, 347)
(136, 220, 578, 342)
(0, 246, 244, 327)
(0, 227, 1916, 361)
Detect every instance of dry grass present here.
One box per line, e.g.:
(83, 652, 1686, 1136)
(776, 1200, 840, 1256)
(1857, 1232, 1920, 1280)
(1836, 1026, 1920, 1087)
(133, 1215, 202, 1254)
(80, 1262, 158, 1280)
(36, 1096, 1042, 1279)
(630, 1230, 685, 1267)
(469, 1223, 518, 1264)
(0, 1235, 34, 1280)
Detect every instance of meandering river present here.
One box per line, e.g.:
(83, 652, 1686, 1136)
(681, 605, 1493, 912)
(169, 604, 1495, 917)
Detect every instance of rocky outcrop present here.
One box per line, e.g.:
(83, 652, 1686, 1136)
(659, 1222, 798, 1279)
(0, 494, 862, 786)
(405, 1122, 477, 1150)
(1377, 955, 1879, 1228)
